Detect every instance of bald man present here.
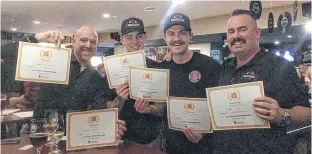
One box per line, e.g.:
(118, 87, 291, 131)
(32, 26, 126, 138)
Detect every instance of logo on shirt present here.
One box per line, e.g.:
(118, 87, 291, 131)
(242, 71, 256, 80)
(189, 70, 201, 83)
(143, 72, 152, 80)
(88, 115, 100, 123)
(227, 91, 241, 101)
(184, 103, 195, 111)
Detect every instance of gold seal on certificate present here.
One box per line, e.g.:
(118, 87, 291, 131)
(167, 97, 213, 133)
(129, 66, 169, 102)
(66, 109, 118, 151)
(206, 81, 270, 130)
(15, 42, 71, 84)
(104, 50, 147, 89)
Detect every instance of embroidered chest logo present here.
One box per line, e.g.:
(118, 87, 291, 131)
(189, 70, 201, 83)
(242, 71, 256, 80)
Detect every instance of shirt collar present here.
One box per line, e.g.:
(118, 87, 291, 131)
(71, 55, 93, 70)
(227, 49, 267, 68)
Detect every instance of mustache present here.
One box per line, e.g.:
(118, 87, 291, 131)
(81, 47, 92, 52)
(170, 40, 185, 46)
(230, 37, 246, 46)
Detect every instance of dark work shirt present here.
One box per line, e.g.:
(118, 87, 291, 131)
(215, 50, 310, 154)
(108, 57, 162, 145)
(33, 56, 109, 118)
(159, 52, 221, 154)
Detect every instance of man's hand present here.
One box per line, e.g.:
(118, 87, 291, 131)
(35, 30, 64, 48)
(183, 127, 203, 144)
(253, 97, 284, 124)
(116, 120, 127, 139)
(134, 98, 151, 113)
(115, 82, 129, 100)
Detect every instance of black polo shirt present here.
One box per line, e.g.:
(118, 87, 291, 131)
(107, 57, 162, 145)
(159, 52, 221, 154)
(215, 50, 310, 154)
(33, 56, 109, 118)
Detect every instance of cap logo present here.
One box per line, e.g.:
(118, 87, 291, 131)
(127, 19, 140, 27)
(171, 14, 184, 22)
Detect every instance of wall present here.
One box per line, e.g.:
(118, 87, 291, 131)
(189, 43, 211, 56)
(98, 3, 310, 42)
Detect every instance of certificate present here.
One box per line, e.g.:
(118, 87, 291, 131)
(167, 97, 213, 133)
(129, 66, 169, 102)
(206, 81, 270, 130)
(104, 50, 146, 88)
(66, 109, 118, 151)
(15, 42, 71, 84)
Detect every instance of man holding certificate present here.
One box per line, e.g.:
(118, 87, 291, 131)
(134, 13, 221, 154)
(213, 9, 311, 154)
(31, 26, 126, 139)
(106, 17, 164, 149)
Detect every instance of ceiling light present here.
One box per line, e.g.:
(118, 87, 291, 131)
(11, 28, 17, 31)
(305, 20, 312, 32)
(112, 16, 117, 18)
(144, 7, 155, 12)
(33, 20, 40, 24)
(103, 14, 111, 18)
(287, 35, 292, 38)
(274, 41, 280, 45)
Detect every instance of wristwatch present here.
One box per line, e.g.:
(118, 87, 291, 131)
(277, 109, 292, 126)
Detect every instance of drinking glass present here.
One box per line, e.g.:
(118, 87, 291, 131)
(29, 118, 48, 154)
(44, 109, 59, 146)
(1, 93, 7, 117)
(49, 114, 65, 154)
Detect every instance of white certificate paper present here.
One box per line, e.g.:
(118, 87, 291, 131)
(206, 81, 270, 130)
(66, 109, 118, 151)
(167, 97, 212, 133)
(104, 50, 146, 88)
(129, 66, 169, 102)
(15, 42, 71, 84)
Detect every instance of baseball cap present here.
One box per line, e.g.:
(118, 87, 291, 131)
(164, 13, 191, 32)
(121, 17, 146, 35)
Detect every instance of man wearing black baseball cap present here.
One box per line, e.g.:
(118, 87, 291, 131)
(106, 17, 163, 149)
(134, 13, 220, 153)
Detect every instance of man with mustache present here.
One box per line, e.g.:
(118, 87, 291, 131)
(134, 13, 221, 154)
(32, 26, 126, 139)
(214, 9, 311, 153)
(106, 17, 164, 149)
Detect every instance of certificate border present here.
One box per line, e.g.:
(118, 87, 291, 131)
(15, 41, 71, 84)
(129, 66, 169, 102)
(206, 81, 270, 130)
(167, 96, 213, 133)
(104, 50, 147, 89)
(66, 108, 118, 151)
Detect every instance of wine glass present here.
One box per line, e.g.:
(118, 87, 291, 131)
(44, 109, 59, 146)
(1, 93, 7, 118)
(49, 114, 65, 154)
(29, 118, 48, 154)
